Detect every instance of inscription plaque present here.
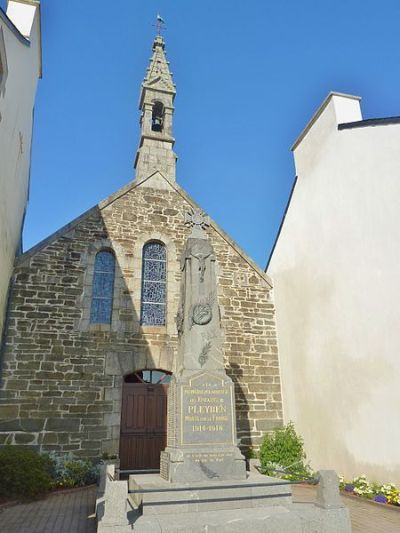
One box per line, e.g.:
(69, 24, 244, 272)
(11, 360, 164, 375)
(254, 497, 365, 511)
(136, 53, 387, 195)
(181, 373, 234, 446)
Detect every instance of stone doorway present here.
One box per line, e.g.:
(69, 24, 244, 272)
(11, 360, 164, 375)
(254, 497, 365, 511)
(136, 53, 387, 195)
(119, 370, 171, 470)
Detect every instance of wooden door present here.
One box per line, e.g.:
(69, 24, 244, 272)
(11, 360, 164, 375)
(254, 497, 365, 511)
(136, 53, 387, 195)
(119, 382, 168, 470)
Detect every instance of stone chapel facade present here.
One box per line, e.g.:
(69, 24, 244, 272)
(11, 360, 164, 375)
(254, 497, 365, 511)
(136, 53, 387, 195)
(0, 35, 282, 467)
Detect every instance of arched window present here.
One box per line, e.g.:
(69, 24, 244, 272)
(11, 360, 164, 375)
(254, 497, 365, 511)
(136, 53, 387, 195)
(141, 242, 166, 326)
(151, 101, 164, 132)
(90, 250, 115, 324)
(124, 369, 172, 384)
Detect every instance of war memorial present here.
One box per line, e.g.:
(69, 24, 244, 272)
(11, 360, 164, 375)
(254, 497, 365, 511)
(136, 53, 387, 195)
(96, 211, 351, 531)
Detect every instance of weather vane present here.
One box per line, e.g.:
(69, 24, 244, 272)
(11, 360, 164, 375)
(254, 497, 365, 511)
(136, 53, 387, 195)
(155, 14, 166, 35)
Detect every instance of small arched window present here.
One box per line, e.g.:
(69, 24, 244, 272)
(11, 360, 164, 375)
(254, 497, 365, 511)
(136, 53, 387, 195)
(151, 101, 164, 132)
(141, 242, 166, 326)
(125, 369, 172, 384)
(90, 250, 115, 324)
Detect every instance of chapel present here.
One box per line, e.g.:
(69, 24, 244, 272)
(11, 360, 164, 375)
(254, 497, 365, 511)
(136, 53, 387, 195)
(0, 34, 282, 471)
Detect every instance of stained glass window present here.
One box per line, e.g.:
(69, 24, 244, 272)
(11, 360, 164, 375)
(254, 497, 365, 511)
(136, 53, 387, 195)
(141, 242, 166, 325)
(90, 250, 115, 324)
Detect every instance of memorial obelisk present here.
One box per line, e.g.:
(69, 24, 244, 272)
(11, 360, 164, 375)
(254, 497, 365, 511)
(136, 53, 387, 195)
(160, 209, 247, 482)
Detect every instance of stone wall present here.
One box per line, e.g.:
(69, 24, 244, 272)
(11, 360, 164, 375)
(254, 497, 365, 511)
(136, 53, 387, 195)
(0, 180, 282, 458)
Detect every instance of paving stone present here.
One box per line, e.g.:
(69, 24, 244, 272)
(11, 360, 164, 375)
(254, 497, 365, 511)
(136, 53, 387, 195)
(0, 486, 96, 533)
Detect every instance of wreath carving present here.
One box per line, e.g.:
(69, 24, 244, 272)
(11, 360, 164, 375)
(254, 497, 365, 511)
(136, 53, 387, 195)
(192, 303, 212, 326)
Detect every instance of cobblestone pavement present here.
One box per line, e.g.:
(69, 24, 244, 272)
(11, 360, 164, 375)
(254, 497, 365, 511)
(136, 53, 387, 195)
(0, 485, 96, 533)
(293, 484, 400, 533)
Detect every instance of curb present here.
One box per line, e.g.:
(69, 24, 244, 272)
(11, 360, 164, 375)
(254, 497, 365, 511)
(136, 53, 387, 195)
(293, 483, 400, 514)
(0, 499, 19, 512)
(340, 491, 400, 513)
(48, 483, 97, 497)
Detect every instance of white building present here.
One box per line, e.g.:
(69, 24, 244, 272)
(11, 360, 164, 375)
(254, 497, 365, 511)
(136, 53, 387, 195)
(0, 0, 41, 336)
(268, 91, 400, 484)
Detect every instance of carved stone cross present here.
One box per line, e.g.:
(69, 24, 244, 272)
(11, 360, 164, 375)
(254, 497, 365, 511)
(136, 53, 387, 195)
(185, 208, 210, 239)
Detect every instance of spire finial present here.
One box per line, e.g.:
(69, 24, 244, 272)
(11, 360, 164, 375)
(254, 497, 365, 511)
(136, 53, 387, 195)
(155, 14, 166, 36)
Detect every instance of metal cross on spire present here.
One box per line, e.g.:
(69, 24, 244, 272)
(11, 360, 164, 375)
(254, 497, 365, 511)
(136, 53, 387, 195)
(155, 14, 166, 35)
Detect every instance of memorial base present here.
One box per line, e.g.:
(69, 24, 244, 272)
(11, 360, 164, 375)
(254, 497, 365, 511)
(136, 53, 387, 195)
(160, 446, 246, 483)
(124, 472, 351, 533)
(129, 471, 292, 515)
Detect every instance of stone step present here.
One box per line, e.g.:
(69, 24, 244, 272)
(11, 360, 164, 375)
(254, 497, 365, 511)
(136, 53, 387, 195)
(123, 503, 342, 533)
(129, 472, 293, 515)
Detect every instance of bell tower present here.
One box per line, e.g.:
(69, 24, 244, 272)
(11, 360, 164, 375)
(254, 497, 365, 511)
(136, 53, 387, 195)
(134, 32, 177, 184)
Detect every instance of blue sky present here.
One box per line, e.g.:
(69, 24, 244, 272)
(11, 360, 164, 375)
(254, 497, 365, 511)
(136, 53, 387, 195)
(9, 0, 400, 267)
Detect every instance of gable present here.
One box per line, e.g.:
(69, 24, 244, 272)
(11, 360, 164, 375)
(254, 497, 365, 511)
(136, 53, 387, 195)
(15, 173, 272, 288)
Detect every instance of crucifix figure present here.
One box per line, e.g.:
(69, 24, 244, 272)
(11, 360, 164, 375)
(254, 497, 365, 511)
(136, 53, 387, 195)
(183, 209, 212, 283)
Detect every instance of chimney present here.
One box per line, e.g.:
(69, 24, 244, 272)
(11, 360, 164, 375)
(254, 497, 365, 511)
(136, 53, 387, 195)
(6, 0, 40, 39)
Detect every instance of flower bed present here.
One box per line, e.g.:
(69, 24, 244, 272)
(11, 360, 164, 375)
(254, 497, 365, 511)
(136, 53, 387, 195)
(0, 446, 99, 501)
(340, 474, 400, 507)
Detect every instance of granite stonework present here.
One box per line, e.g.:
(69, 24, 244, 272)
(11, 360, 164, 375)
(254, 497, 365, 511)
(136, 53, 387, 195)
(160, 372, 246, 483)
(96, 467, 351, 532)
(129, 472, 292, 515)
(134, 36, 177, 185)
(160, 213, 246, 482)
(0, 178, 282, 459)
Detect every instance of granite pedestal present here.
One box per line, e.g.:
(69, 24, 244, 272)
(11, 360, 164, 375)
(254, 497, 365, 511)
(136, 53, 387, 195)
(129, 471, 292, 515)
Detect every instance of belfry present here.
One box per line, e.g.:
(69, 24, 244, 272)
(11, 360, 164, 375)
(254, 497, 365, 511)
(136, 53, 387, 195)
(134, 34, 177, 184)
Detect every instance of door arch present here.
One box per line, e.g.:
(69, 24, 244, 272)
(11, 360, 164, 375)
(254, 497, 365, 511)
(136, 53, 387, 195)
(119, 369, 171, 470)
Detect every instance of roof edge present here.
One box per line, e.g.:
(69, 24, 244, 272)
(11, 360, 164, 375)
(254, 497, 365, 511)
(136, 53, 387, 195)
(15, 206, 99, 267)
(16, 173, 273, 287)
(35, 0, 42, 78)
(101, 172, 274, 287)
(291, 91, 362, 151)
(165, 178, 273, 288)
(338, 116, 400, 130)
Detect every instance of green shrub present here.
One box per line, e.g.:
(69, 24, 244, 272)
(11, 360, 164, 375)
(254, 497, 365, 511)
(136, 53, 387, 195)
(0, 446, 52, 499)
(101, 452, 118, 461)
(259, 422, 312, 480)
(46, 452, 99, 488)
(246, 448, 258, 460)
(62, 460, 98, 488)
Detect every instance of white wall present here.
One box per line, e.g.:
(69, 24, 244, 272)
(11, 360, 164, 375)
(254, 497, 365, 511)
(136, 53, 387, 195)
(268, 92, 400, 484)
(0, 1, 41, 336)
